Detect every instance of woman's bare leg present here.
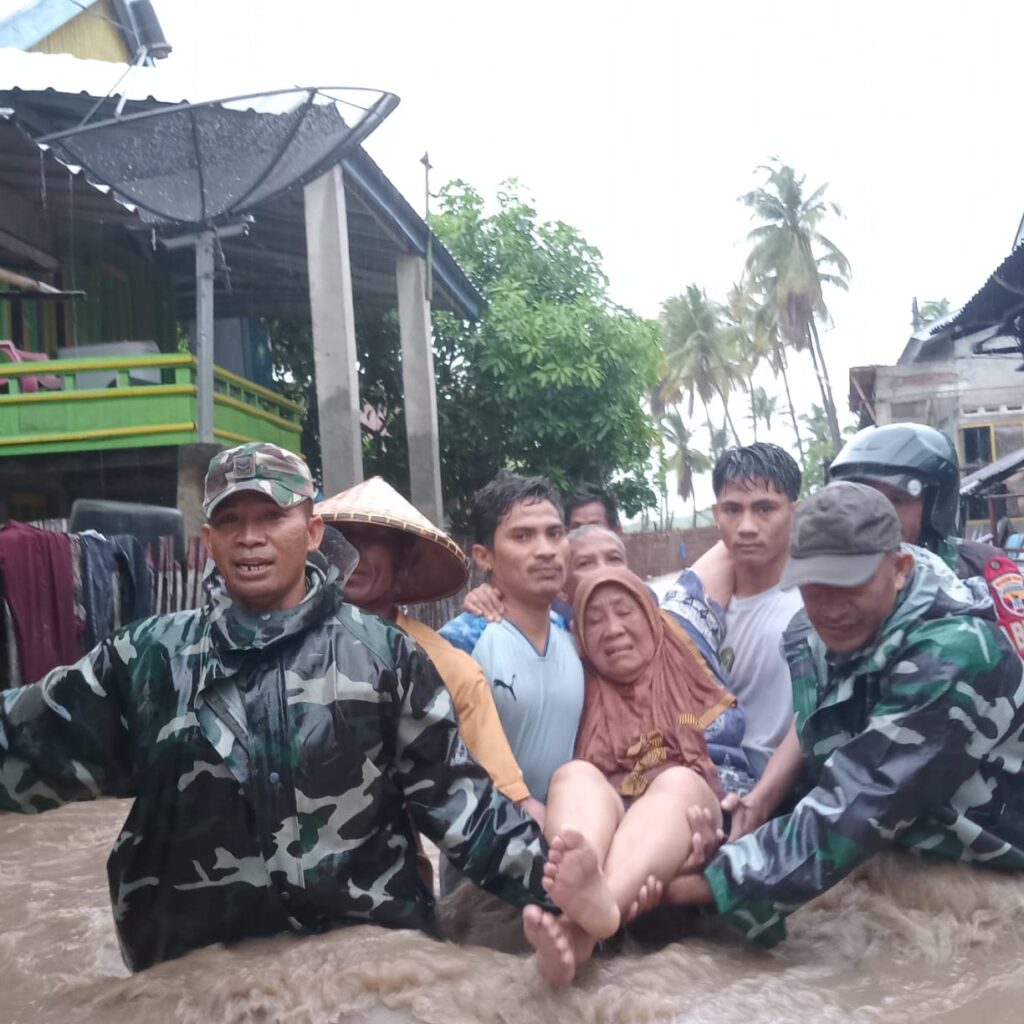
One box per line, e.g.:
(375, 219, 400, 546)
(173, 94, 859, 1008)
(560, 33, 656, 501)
(544, 766, 720, 935)
(539, 760, 624, 938)
(602, 766, 721, 913)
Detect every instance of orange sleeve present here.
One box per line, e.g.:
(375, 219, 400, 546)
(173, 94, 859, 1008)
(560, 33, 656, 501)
(398, 614, 530, 802)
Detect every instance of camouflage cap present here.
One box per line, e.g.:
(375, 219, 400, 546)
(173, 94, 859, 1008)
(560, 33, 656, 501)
(204, 442, 316, 517)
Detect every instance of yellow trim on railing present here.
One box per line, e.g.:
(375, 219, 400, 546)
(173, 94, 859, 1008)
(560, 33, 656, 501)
(0, 384, 196, 405)
(214, 428, 258, 443)
(0, 422, 196, 447)
(214, 392, 300, 431)
(0, 354, 193, 375)
(214, 366, 304, 413)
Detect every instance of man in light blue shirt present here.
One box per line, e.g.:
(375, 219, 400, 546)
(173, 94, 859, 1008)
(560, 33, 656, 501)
(443, 473, 584, 806)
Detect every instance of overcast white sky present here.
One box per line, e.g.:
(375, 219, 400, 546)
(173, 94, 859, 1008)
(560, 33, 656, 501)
(157, 0, 1023, 513)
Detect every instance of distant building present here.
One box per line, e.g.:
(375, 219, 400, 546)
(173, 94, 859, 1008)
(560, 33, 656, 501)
(849, 218, 1024, 533)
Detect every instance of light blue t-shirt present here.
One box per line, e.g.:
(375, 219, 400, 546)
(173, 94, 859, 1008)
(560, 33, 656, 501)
(470, 619, 584, 802)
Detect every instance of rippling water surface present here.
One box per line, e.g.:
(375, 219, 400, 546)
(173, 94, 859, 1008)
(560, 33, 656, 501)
(3, 799, 1024, 1023)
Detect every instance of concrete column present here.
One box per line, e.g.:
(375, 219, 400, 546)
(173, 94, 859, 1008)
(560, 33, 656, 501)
(195, 230, 216, 444)
(396, 253, 444, 526)
(304, 166, 362, 494)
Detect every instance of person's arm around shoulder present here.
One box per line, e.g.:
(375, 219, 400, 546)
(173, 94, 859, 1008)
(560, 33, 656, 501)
(690, 540, 736, 609)
(386, 632, 552, 907)
(438, 611, 489, 654)
(0, 636, 134, 813)
(462, 583, 506, 623)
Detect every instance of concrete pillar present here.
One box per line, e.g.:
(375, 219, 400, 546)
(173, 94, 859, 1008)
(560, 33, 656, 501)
(396, 253, 444, 526)
(195, 230, 216, 444)
(304, 166, 362, 494)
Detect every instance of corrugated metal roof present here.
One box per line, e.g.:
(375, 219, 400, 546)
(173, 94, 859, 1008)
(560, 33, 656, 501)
(931, 243, 1024, 339)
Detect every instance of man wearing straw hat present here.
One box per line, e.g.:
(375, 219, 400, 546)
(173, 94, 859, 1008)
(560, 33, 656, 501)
(0, 443, 553, 971)
(316, 477, 543, 823)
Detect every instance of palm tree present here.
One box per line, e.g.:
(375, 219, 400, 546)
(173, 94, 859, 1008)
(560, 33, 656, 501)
(912, 297, 951, 330)
(661, 408, 712, 526)
(747, 386, 779, 441)
(724, 281, 805, 458)
(658, 285, 744, 445)
(800, 403, 831, 446)
(741, 160, 851, 449)
(705, 421, 730, 462)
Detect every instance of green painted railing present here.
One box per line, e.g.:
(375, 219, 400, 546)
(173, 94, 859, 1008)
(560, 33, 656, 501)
(0, 354, 303, 456)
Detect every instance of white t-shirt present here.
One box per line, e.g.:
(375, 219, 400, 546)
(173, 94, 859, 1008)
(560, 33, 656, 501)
(721, 585, 804, 773)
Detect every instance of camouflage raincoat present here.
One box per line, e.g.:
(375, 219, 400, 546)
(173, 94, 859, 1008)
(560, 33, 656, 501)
(704, 545, 1024, 947)
(0, 563, 550, 970)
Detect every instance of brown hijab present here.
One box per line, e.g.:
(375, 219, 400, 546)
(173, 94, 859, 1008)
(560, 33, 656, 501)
(573, 567, 734, 799)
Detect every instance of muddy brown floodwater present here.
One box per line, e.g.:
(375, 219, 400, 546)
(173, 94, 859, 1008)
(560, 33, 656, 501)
(3, 799, 1024, 1024)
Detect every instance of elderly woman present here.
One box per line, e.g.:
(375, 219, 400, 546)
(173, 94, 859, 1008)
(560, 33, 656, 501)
(524, 566, 743, 985)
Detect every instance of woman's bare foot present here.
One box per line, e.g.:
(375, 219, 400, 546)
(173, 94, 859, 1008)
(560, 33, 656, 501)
(523, 905, 576, 987)
(542, 828, 620, 939)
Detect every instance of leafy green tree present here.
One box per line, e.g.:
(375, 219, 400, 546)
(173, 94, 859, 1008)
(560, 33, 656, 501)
(658, 285, 744, 445)
(268, 311, 408, 492)
(742, 160, 851, 450)
(430, 181, 661, 527)
(661, 408, 712, 526)
(798, 402, 854, 495)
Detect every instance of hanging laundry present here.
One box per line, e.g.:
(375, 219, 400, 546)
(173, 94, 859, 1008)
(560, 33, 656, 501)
(78, 533, 154, 647)
(0, 521, 78, 685)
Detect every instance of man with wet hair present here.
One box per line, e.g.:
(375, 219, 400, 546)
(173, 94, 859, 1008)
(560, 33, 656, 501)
(668, 443, 803, 785)
(0, 444, 552, 971)
(666, 481, 1024, 947)
(441, 472, 584, 806)
(565, 483, 621, 533)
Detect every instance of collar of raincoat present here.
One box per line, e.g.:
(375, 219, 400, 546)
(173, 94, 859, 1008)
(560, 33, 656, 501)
(206, 559, 342, 654)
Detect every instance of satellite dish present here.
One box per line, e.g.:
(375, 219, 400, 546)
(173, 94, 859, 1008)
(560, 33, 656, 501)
(36, 86, 398, 228)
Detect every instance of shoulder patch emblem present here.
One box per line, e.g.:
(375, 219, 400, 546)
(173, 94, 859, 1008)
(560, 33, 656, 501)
(992, 571, 1024, 617)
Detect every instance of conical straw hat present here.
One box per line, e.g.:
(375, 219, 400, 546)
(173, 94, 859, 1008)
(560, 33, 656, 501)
(316, 477, 469, 604)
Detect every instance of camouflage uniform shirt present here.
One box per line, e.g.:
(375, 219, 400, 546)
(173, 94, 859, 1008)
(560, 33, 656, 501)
(0, 564, 550, 970)
(704, 545, 1024, 947)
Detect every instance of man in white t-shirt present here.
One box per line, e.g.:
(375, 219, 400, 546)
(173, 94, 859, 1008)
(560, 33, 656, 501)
(672, 443, 804, 838)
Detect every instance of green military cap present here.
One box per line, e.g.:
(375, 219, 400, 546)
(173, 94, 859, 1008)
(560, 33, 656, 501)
(203, 442, 316, 517)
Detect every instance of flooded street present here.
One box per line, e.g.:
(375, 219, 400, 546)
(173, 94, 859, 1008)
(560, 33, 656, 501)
(3, 800, 1024, 1023)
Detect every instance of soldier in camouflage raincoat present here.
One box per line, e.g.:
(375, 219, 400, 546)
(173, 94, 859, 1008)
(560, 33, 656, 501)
(0, 443, 551, 970)
(672, 482, 1024, 947)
